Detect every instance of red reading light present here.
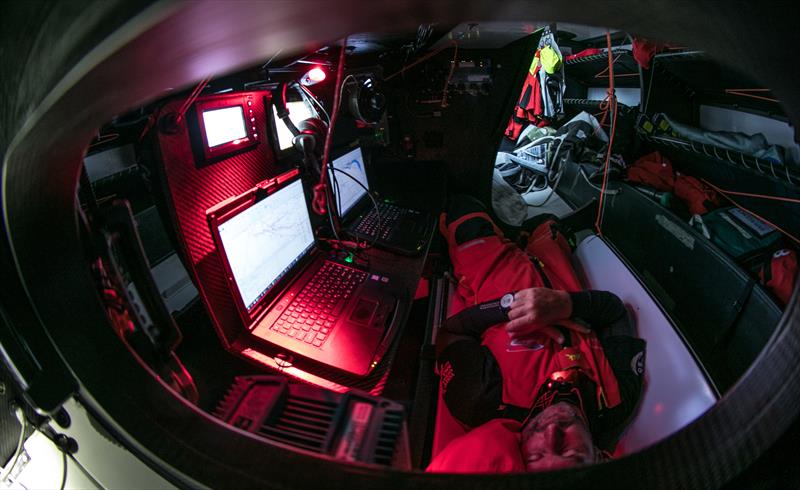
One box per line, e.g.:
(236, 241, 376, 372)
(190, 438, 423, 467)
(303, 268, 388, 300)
(301, 66, 327, 86)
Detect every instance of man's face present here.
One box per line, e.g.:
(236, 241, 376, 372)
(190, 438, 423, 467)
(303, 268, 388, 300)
(520, 402, 596, 471)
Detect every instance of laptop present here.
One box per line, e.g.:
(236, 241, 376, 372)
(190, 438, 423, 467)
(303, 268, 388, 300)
(328, 146, 432, 256)
(207, 171, 401, 376)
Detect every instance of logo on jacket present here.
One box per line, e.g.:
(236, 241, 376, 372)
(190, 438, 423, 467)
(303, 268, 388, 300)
(506, 338, 544, 352)
(631, 351, 645, 376)
(440, 361, 455, 394)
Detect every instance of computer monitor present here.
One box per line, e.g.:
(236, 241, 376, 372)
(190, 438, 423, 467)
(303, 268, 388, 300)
(215, 178, 315, 312)
(328, 147, 369, 218)
(190, 93, 260, 165)
(203, 106, 248, 148)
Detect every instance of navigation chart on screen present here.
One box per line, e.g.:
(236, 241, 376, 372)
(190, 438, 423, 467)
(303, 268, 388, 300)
(218, 179, 314, 310)
(330, 147, 369, 217)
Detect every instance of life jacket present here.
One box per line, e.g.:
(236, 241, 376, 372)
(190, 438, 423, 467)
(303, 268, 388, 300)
(440, 212, 622, 413)
(626, 151, 676, 191)
(632, 38, 666, 69)
(504, 50, 547, 141)
(760, 248, 798, 306)
(674, 173, 720, 215)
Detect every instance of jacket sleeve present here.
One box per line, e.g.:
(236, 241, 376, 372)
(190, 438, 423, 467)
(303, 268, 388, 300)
(437, 339, 505, 428)
(570, 290, 646, 450)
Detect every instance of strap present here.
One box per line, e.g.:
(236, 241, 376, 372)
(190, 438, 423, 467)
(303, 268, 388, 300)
(442, 211, 504, 245)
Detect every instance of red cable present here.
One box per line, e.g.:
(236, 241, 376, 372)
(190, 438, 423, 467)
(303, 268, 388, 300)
(177, 75, 212, 123)
(594, 31, 617, 236)
(701, 178, 800, 246)
(312, 37, 348, 216)
(384, 41, 458, 81)
(440, 42, 459, 108)
(701, 182, 800, 205)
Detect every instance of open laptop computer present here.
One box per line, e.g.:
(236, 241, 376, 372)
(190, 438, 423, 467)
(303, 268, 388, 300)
(328, 146, 432, 256)
(207, 170, 402, 376)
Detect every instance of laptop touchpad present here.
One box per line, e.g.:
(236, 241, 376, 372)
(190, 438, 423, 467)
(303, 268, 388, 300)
(349, 298, 378, 325)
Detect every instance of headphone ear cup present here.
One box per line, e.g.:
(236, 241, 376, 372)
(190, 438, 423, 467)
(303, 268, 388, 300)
(296, 117, 327, 140)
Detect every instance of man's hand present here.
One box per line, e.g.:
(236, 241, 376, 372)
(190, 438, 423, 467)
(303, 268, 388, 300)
(506, 288, 590, 344)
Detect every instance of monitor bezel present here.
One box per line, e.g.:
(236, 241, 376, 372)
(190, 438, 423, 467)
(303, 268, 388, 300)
(189, 94, 260, 167)
(206, 169, 317, 325)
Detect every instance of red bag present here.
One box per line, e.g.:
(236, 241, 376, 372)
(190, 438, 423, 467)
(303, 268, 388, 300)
(632, 38, 666, 69)
(674, 174, 720, 215)
(627, 151, 675, 191)
(760, 249, 798, 306)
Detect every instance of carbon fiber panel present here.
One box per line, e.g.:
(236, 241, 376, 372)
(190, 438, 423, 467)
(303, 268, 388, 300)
(157, 91, 277, 345)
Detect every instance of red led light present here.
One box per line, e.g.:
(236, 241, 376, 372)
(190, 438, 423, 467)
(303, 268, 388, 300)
(301, 66, 327, 86)
(308, 67, 326, 83)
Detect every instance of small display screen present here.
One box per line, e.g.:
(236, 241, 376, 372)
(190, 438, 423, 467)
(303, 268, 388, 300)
(272, 101, 315, 150)
(202, 106, 248, 148)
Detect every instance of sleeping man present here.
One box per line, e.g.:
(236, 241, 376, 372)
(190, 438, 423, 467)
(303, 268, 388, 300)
(427, 196, 646, 473)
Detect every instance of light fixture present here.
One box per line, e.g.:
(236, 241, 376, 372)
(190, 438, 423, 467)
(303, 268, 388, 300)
(300, 66, 326, 86)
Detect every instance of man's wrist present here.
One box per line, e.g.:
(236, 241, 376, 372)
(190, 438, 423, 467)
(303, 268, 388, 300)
(559, 289, 574, 319)
(568, 291, 591, 319)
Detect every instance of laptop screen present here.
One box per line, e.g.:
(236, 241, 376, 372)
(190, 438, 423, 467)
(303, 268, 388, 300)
(329, 147, 369, 218)
(217, 179, 315, 311)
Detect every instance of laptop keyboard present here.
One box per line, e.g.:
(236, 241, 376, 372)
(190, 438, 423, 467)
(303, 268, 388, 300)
(354, 202, 405, 240)
(270, 262, 367, 347)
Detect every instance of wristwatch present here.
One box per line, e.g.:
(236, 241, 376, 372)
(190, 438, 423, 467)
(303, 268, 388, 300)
(500, 292, 515, 316)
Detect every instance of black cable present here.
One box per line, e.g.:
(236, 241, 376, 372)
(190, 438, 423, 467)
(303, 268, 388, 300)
(329, 167, 382, 250)
(34, 425, 105, 490)
(66, 452, 104, 490)
(59, 450, 67, 490)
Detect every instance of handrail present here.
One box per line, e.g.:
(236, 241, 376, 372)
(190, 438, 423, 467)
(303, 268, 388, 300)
(639, 132, 800, 189)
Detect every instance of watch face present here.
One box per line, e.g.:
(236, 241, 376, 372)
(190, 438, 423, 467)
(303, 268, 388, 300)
(500, 293, 514, 309)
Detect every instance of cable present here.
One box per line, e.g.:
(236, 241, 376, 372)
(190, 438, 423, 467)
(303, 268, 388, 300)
(526, 135, 568, 206)
(384, 41, 458, 81)
(699, 184, 800, 205)
(262, 48, 283, 69)
(724, 88, 779, 103)
(440, 42, 459, 108)
(643, 50, 657, 115)
(298, 84, 330, 123)
(33, 424, 105, 490)
(700, 178, 800, 246)
(594, 30, 619, 236)
(60, 451, 67, 490)
(579, 166, 621, 194)
(87, 133, 120, 149)
(0, 408, 27, 484)
(176, 75, 212, 123)
(313, 37, 348, 217)
(337, 74, 357, 114)
(329, 166, 382, 250)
